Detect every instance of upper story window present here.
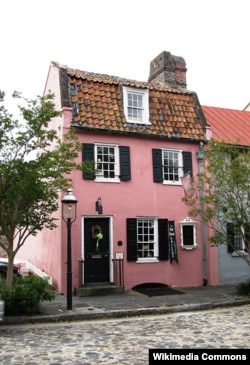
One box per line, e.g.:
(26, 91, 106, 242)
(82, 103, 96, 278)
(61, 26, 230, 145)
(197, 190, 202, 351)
(95, 144, 119, 181)
(82, 143, 131, 182)
(162, 150, 182, 183)
(123, 87, 149, 125)
(152, 149, 193, 185)
(180, 217, 197, 250)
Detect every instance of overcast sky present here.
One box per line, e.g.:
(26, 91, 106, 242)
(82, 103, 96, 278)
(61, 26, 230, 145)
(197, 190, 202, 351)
(1, 0, 250, 111)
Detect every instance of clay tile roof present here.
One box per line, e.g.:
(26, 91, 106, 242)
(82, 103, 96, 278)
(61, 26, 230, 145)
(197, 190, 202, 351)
(59, 65, 208, 142)
(202, 106, 250, 147)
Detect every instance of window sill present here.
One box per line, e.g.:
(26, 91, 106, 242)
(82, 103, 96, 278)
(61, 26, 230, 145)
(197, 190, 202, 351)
(95, 177, 120, 183)
(126, 120, 151, 126)
(232, 250, 249, 257)
(181, 246, 196, 251)
(163, 181, 182, 186)
(136, 258, 159, 263)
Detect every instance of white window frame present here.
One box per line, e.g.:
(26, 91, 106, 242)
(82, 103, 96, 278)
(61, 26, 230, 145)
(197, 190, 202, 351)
(231, 225, 248, 257)
(136, 217, 159, 263)
(123, 87, 150, 125)
(94, 143, 120, 183)
(180, 217, 197, 250)
(162, 149, 183, 185)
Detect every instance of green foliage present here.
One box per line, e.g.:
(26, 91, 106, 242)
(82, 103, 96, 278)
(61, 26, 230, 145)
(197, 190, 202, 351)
(0, 90, 92, 287)
(0, 275, 55, 315)
(236, 279, 250, 296)
(182, 140, 250, 266)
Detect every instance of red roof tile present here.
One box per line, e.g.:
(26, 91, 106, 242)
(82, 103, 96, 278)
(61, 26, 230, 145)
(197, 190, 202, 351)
(202, 106, 250, 147)
(58, 65, 207, 142)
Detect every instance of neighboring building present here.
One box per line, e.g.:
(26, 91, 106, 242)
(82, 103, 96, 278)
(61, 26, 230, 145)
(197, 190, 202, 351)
(16, 51, 220, 295)
(202, 106, 250, 285)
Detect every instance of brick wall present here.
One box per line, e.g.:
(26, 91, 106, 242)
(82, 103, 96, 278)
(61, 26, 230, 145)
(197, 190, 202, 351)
(148, 51, 187, 88)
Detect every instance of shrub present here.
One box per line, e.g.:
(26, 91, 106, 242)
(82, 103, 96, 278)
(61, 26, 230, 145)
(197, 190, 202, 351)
(236, 279, 250, 296)
(0, 275, 55, 315)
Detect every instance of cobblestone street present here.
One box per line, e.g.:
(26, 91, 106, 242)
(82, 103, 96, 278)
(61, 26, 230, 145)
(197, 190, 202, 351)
(1, 305, 250, 364)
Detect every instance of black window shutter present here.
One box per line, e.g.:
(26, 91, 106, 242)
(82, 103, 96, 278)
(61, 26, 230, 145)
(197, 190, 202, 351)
(82, 144, 95, 180)
(243, 223, 250, 248)
(182, 151, 193, 177)
(152, 149, 163, 182)
(227, 223, 234, 253)
(127, 218, 137, 261)
(119, 146, 131, 181)
(158, 219, 168, 260)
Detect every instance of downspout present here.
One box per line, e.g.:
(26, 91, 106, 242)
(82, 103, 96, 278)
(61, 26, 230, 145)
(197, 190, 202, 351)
(196, 142, 208, 286)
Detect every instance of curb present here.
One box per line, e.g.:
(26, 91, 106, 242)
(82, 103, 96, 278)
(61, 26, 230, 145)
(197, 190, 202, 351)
(1, 299, 250, 326)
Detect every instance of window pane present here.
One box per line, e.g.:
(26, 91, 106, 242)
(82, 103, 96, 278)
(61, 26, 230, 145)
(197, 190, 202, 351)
(234, 226, 243, 250)
(163, 150, 180, 182)
(127, 92, 143, 122)
(96, 145, 116, 178)
(183, 226, 194, 246)
(137, 219, 155, 258)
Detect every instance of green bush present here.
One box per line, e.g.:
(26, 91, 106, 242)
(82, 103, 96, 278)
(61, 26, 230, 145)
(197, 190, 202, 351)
(0, 275, 55, 315)
(236, 279, 250, 296)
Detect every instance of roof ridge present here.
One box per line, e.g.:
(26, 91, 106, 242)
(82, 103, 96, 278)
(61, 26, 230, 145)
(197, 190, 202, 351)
(66, 66, 193, 94)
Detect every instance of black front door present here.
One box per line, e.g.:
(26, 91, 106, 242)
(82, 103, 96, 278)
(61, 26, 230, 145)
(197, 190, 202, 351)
(84, 218, 110, 283)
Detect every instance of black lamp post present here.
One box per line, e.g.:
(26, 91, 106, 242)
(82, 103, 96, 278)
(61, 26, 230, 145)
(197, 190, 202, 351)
(61, 188, 78, 310)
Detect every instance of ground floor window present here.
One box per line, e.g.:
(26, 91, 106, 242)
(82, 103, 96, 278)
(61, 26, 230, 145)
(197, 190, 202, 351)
(227, 223, 248, 256)
(180, 217, 197, 250)
(137, 218, 157, 259)
(127, 218, 169, 262)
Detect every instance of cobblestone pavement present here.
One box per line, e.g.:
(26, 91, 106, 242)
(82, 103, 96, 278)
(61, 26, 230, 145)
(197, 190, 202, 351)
(0, 305, 250, 364)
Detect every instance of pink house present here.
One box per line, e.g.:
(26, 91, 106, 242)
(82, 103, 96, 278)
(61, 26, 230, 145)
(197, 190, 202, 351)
(16, 51, 219, 295)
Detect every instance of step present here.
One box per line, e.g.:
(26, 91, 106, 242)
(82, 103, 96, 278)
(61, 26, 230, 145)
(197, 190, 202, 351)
(75, 284, 125, 297)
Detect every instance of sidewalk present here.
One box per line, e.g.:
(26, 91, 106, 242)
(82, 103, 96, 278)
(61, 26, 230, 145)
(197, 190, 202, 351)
(1, 284, 250, 325)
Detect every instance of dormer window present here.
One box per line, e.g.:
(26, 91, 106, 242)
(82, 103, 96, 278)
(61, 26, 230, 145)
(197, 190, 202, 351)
(180, 217, 197, 250)
(123, 87, 149, 124)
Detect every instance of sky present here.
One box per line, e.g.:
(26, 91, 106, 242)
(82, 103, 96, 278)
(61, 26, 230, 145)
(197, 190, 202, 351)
(1, 0, 250, 112)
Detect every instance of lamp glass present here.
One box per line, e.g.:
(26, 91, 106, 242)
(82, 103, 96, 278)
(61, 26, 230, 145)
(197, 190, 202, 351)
(61, 188, 77, 221)
(62, 202, 77, 220)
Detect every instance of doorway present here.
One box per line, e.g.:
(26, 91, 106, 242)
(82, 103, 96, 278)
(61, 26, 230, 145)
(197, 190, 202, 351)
(83, 217, 110, 283)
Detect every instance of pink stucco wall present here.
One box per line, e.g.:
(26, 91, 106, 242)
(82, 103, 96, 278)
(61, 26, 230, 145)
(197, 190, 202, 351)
(15, 63, 65, 292)
(70, 132, 219, 292)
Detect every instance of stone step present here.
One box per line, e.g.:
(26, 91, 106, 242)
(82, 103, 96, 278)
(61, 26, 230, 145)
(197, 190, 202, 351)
(75, 284, 125, 297)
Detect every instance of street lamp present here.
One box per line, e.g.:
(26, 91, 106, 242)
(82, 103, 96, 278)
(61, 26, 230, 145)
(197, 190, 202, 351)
(61, 188, 78, 310)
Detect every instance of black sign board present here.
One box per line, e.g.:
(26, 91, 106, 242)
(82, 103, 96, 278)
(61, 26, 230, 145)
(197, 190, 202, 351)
(168, 221, 178, 264)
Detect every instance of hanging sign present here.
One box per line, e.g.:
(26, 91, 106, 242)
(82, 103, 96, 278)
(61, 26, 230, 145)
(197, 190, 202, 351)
(168, 221, 178, 264)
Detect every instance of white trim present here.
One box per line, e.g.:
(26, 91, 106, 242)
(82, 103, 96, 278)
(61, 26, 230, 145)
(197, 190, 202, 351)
(162, 148, 183, 185)
(95, 176, 120, 183)
(136, 258, 159, 263)
(136, 217, 159, 262)
(179, 217, 197, 248)
(123, 86, 150, 125)
(94, 143, 120, 183)
(81, 216, 113, 284)
(232, 250, 248, 257)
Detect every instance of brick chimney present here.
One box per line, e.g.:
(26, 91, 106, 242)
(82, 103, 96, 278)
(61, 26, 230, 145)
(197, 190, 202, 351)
(148, 51, 187, 89)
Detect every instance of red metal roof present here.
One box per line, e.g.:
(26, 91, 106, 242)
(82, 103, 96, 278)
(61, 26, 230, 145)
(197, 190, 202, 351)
(202, 106, 250, 147)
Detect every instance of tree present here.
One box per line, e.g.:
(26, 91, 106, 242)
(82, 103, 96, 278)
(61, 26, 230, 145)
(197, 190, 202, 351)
(0, 91, 83, 287)
(182, 140, 250, 267)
